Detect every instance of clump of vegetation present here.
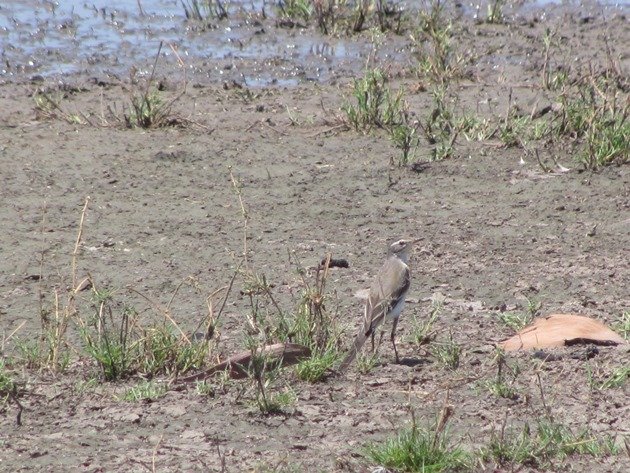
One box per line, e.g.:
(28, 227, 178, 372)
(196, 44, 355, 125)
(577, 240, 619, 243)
(495, 310, 533, 332)
(430, 330, 461, 370)
(411, 0, 465, 85)
(411, 297, 441, 346)
(238, 257, 343, 394)
(7, 198, 216, 385)
(120, 380, 168, 402)
(344, 68, 404, 132)
(344, 68, 419, 164)
(587, 362, 630, 390)
(277, 0, 313, 23)
(495, 297, 539, 332)
(19, 199, 93, 374)
(418, 85, 462, 160)
(485, 0, 505, 24)
(483, 348, 519, 400)
(540, 72, 627, 169)
(33, 91, 86, 125)
(484, 419, 618, 468)
(0, 359, 17, 402)
(356, 351, 380, 374)
(125, 87, 172, 128)
(411, 0, 472, 161)
(120, 42, 185, 129)
(613, 311, 630, 340)
(365, 408, 470, 472)
(182, 0, 228, 21)
(249, 347, 297, 415)
(0, 359, 23, 426)
(292, 270, 343, 383)
(306, 0, 407, 35)
(78, 288, 213, 381)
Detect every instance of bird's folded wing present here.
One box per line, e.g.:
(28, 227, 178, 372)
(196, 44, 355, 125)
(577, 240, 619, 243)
(364, 263, 410, 336)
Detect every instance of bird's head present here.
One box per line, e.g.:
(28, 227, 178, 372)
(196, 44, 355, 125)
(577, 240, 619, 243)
(388, 238, 419, 263)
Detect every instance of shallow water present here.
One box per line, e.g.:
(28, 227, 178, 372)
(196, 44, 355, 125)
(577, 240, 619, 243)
(0, 0, 627, 85)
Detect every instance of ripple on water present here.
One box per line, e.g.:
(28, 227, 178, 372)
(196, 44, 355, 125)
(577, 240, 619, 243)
(0, 0, 627, 85)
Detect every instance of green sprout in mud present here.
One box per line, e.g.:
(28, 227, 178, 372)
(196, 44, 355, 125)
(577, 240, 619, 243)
(485, 0, 505, 24)
(182, 0, 228, 21)
(0, 359, 16, 401)
(357, 351, 380, 374)
(277, 0, 313, 23)
(483, 348, 519, 400)
(80, 291, 211, 381)
(614, 311, 630, 340)
(244, 339, 297, 415)
(495, 310, 533, 332)
(344, 68, 420, 165)
(430, 331, 460, 370)
(120, 380, 167, 402)
(587, 363, 630, 391)
(484, 420, 619, 467)
(33, 92, 84, 125)
(411, 299, 441, 346)
(365, 410, 471, 472)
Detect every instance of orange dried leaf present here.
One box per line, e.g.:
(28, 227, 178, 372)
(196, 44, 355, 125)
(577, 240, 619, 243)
(500, 313, 627, 351)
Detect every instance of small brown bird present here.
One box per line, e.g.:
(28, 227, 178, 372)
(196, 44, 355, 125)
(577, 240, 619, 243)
(338, 239, 414, 371)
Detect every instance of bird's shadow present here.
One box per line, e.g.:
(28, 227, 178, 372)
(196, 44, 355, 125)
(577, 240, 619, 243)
(396, 357, 430, 367)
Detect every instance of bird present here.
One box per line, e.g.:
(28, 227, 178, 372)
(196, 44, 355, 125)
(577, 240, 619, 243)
(338, 239, 414, 371)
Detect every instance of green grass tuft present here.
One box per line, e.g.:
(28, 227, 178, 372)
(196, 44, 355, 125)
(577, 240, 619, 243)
(484, 420, 618, 467)
(120, 380, 167, 402)
(365, 422, 470, 472)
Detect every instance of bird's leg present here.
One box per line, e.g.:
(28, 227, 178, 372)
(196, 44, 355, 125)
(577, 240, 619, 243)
(378, 330, 385, 353)
(391, 317, 399, 363)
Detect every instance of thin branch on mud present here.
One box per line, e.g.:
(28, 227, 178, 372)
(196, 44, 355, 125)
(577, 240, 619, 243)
(175, 342, 311, 383)
(9, 386, 23, 426)
(127, 287, 190, 344)
(536, 372, 553, 421)
(152, 434, 163, 473)
(38, 201, 48, 323)
(144, 41, 163, 101)
(229, 167, 250, 270)
(191, 260, 243, 340)
(431, 389, 453, 450)
(4, 320, 26, 347)
(308, 123, 349, 137)
(176, 117, 215, 132)
(189, 285, 226, 340)
(245, 118, 288, 135)
(165, 278, 190, 312)
(72, 196, 90, 291)
(216, 443, 227, 472)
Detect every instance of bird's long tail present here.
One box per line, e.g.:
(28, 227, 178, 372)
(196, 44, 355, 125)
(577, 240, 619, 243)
(338, 330, 368, 372)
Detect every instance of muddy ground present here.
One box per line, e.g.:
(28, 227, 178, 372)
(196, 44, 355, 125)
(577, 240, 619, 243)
(0, 2, 629, 472)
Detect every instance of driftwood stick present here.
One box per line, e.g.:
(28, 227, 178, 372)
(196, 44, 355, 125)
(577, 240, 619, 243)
(176, 342, 311, 383)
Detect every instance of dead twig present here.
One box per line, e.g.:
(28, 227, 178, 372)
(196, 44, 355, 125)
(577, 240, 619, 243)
(176, 342, 311, 383)
(8, 386, 23, 426)
(127, 287, 190, 344)
(432, 389, 454, 450)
